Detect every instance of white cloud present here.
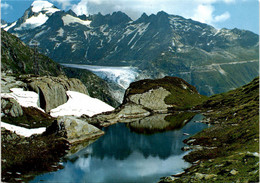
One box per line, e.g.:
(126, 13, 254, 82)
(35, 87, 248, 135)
(215, 11, 230, 22)
(192, 4, 215, 24)
(59, 0, 232, 26)
(72, 0, 89, 15)
(192, 4, 231, 24)
(223, 0, 236, 3)
(50, 0, 72, 9)
(1, 2, 12, 10)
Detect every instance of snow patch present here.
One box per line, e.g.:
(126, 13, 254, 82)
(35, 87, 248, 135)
(15, 13, 49, 30)
(71, 44, 77, 52)
(34, 30, 46, 38)
(1, 121, 46, 137)
(62, 14, 91, 27)
(57, 28, 64, 37)
(1, 88, 44, 112)
(50, 91, 114, 117)
(1, 23, 8, 29)
(54, 42, 61, 49)
(4, 21, 17, 31)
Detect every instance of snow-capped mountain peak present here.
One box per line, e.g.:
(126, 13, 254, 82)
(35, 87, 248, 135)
(31, 0, 59, 14)
(4, 0, 60, 31)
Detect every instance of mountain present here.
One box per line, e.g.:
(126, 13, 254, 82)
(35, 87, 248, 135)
(4, 0, 60, 32)
(1, 29, 64, 76)
(1, 29, 119, 107)
(6, 0, 259, 96)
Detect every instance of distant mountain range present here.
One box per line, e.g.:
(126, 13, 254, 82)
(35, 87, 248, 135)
(2, 0, 259, 96)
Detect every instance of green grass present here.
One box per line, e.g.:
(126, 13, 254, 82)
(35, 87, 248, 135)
(160, 77, 259, 183)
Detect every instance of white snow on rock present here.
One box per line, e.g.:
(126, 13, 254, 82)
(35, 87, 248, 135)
(13, 0, 60, 30)
(31, 0, 59, 13)
(62, 14, 91, 26)
(1, 121, 46, 137)
(1, 23, 8, 29)
(62, 15, 91, 26)
(1, 88, 44, 112)
(50, 91, 114, 117)
(4, 21, 17, 31)
(15, 13, 49, 30)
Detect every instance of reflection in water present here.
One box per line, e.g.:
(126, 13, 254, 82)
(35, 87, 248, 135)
(127, 112, 196, 134)
(31, 114, 207, 183)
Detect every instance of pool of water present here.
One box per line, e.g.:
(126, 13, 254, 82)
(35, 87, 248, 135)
(31, 114, 208, 183)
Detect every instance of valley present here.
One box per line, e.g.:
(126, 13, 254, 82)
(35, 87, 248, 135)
(1, 0, 259, 182)
(3, 0, 258, 97)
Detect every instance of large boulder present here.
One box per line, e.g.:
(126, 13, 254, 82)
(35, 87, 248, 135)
(44, 116, 104, 144)
(1, 98, 23, 118)
(125, 87, 171, 112)
(22, 75, 88, 112)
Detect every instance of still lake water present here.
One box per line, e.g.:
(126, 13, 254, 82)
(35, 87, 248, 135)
(31, 114, 207, 183)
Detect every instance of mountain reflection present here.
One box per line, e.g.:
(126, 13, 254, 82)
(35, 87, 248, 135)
(127, 112, 196, 134)
(69, 113, 203, 161)
(31, 114, 208, 183)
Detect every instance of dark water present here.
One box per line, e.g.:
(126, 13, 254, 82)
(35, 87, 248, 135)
(31, 114, 207, 183)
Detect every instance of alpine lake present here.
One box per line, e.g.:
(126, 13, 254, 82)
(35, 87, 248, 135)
(31, 113, 208, 183)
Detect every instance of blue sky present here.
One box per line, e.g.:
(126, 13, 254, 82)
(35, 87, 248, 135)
(1, 0, 259, 34)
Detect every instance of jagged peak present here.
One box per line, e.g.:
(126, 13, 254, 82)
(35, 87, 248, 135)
(156, 11, 169, 17)
(31, 0, 59, 13)
(66, 9, 77, 17)
(141, 13, 148, 18)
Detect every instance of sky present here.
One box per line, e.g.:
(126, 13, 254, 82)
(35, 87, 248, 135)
(1, 0, 259, 34)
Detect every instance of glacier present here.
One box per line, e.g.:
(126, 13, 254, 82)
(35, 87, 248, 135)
(62, 64, 140, 89)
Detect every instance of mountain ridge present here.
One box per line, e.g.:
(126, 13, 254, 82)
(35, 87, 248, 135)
(5, 0, 259, 96)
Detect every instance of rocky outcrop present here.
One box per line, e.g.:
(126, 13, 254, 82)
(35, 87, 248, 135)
(1, 98, 23, 118)
(125, 87, 171, 112)
(1, 73, 89, 113)
(22, 75, 88, 112)
(44, 116, 104, 144)
(122, 76, 206, 112)
(1, 74, 26, 93)
(89, 77, 206, 126)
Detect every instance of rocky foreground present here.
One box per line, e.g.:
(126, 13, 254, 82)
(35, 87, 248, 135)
(1, 73, 110, 182)
(160, 77, 259, 183)
(1, 74, 258, 182)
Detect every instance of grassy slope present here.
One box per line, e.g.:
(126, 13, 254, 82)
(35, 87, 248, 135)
(1, 29, 64, 76)
(160, 77, 259, 182)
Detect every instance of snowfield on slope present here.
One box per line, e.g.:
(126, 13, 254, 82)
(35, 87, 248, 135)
(1, 122, 46, 137)
(1, 88, 44, 112)
(50, 91, 114, 117)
